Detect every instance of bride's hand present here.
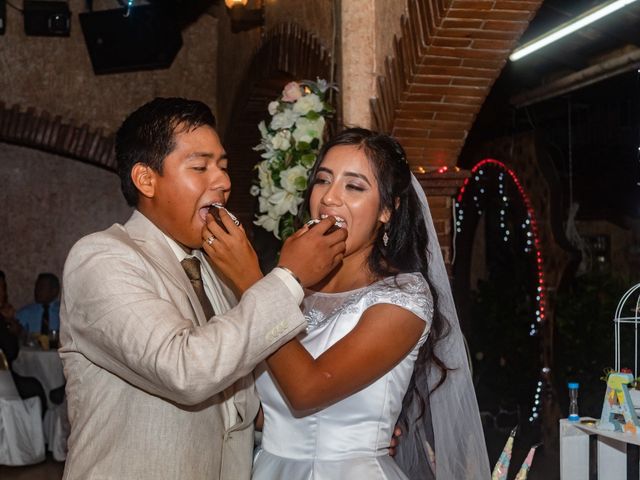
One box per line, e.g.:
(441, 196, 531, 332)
(201, 208, 263, 295)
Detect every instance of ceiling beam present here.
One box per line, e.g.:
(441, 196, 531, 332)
(511, 46, 640, 107)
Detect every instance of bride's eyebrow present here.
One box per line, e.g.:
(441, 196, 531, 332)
(317, 166, 371, 186)
(344, 172, 371, 186)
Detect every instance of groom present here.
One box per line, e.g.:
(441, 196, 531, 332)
(59, 98, 346, 479)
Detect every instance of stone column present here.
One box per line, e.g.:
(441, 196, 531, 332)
(340, 0, 376, 128)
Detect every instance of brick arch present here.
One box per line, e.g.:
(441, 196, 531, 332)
(224, 23, 334, 230)
(371, 0, 543, 169)
(0, 102, 116, 171)
(454, 131, 572, 442)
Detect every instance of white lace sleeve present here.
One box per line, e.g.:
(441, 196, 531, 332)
(361, 273, 433, 326)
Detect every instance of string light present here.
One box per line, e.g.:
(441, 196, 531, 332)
(415, 165, 461, 174)
(456, 158, 549, 424)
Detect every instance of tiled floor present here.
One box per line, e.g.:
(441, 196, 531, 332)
(0, 455, 64, 480)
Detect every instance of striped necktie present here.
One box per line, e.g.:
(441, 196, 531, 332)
(180, 257, 215, 320)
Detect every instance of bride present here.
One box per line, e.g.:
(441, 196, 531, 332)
(206, 128, 489, 479)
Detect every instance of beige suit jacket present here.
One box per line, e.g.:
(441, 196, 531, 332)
(59, 211, 305, 480)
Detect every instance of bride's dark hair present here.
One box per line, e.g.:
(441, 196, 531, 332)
(297, 127, 451, 420)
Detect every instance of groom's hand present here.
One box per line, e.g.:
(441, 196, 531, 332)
(389, 425, 402, 457)
(202, 208, 263, 295)
(279, 216, 347, 288)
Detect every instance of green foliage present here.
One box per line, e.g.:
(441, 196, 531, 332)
(470, 266, 540, 414)
(554, 272, 627, 416)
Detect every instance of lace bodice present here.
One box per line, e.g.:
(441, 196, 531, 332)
(303, 273, 433, 331)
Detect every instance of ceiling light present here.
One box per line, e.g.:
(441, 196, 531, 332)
(224, 0, 248, 7)
(224, 0, 263, 32)
(510, 0, 640, 61)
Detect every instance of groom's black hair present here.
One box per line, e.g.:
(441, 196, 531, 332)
(115, 97, 217, 207)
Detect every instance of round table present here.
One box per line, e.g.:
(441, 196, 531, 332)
(9, 348, 67, 461)
(12, 347, 65, 409)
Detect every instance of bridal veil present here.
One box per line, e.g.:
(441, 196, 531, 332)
(394, 175, 491, 480)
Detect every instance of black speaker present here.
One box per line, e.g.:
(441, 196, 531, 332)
(79, 4, 182, 75)
(24, 0, 70, 36)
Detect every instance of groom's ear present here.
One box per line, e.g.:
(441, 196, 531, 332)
(131, 163, 156, 200)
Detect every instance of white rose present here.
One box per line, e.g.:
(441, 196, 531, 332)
(292, 116, 325, 144)
(271, 130, 292, 151)
(269, 188, 302, 216)
(256, 162, 275, 196)
(270, 109, 298, 130)
(260, 148, 277, 160)
(315, 78, 330, 93)
(292, 93, 324, 115)
(258, 120, 268, 139)
(258, 194, 271, 213)
(254, 212, 281, 238)
(250, 185, 261, 197)
(279, 164, 308, 194)
(268, 101, 280, 116)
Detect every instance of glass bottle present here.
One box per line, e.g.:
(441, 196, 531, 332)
(49, 329, 59, 350)
(568, 382, 580, 421)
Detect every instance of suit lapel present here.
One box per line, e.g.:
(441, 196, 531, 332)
(124, 211, 254, 430)
(124, 211, 207, 326)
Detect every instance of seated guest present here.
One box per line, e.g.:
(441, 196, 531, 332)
(0, 270, 47, 413)
(0, 270, 20, 362)
(16, 273, 60, 336)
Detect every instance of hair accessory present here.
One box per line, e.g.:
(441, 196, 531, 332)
(391, 138, 408, 165)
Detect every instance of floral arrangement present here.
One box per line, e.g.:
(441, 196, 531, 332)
(251, 78, 336, 240)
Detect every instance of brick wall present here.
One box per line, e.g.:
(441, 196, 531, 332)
(0, 103, 116, 171)
(372, 0, 543, 169)
(371, 0, 543, 267)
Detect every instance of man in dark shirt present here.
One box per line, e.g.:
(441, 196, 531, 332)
(0, 270, 47, 413)
(16, 273, 61, 336)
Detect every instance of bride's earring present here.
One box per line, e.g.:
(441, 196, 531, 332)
(383, 230, 389, 247)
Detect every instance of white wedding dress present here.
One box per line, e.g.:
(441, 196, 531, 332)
(253, 272, 433, 480)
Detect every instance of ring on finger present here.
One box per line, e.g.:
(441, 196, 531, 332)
(206, 236, 215, 246)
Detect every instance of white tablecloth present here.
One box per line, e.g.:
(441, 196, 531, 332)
(12, 347, 65, 409)
(43, 400, 68, 461)
(0, 370, 45, 465)
(10, 348, 68, 460)
(0, 370, 19, 399)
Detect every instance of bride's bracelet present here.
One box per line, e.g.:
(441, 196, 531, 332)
(275, 265, 302, 286)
